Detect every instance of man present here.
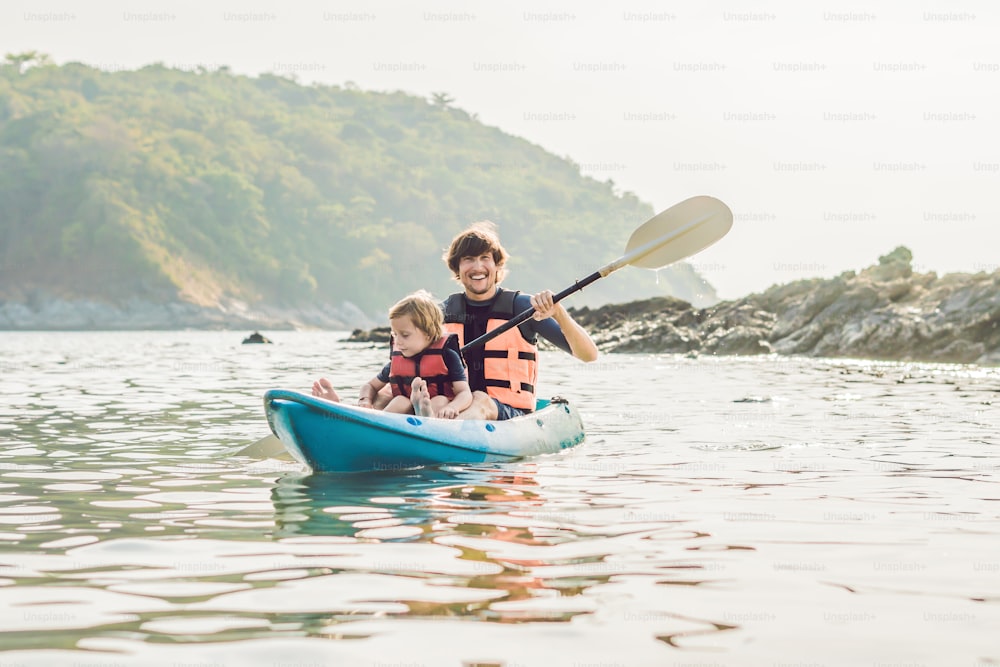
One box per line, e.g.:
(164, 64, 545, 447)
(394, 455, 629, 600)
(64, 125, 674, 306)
(440, 221, 598, 420)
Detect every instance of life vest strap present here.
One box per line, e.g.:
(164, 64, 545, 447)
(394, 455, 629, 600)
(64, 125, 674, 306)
(484, 378, 535, 394)
(481, 349, 536, 361)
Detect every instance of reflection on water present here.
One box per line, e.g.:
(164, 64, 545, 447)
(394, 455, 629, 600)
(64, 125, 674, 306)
(272, 466, 636, 624)
(272, 466, 502, 539)
(0, 332, 997, 665)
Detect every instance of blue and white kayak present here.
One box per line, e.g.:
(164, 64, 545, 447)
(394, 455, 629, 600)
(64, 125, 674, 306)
(263, 389, 585, 473)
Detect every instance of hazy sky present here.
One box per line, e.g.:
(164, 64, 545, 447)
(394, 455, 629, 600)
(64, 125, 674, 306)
(4, 0, 997, 298)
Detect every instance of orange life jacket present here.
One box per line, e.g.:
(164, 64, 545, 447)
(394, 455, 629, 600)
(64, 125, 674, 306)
(442, 289, 537, 411)
(388, 334, 460, 399)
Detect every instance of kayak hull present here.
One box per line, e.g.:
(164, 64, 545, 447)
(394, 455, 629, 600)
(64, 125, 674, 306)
(263, 389, 585, 473)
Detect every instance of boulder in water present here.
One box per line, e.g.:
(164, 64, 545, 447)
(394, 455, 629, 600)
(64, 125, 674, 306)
(242, 331, 273, 344)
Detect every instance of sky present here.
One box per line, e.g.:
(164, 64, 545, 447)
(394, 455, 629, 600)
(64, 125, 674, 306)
(4, 0, 997, 299)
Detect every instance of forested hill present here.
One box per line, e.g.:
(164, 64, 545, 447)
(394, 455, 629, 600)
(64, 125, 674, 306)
(0, 56, 718, 328)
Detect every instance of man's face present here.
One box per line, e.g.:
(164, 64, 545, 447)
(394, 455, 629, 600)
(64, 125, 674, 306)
(458, 252, 500, 300)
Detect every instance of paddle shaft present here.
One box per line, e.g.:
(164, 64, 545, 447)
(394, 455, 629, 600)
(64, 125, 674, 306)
(460, 210, 713, 353)
(460, 271, 601, 353)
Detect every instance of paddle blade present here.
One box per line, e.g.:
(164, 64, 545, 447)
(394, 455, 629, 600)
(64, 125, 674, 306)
(623, 195, 733, 270)
(234, 434, 291, 460)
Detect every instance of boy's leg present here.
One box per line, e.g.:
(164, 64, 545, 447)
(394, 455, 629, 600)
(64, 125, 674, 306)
(411, 378, 434, 417)
(426, 395, 453, 417)
(382, 395, 414, 414)
(373, 385, 393, 410)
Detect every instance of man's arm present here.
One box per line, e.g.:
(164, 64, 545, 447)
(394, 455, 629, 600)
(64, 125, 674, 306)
(528, 290, 598, 362)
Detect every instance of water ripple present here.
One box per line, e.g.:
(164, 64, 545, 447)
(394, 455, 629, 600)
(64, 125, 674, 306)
(0, 332, 996, 665)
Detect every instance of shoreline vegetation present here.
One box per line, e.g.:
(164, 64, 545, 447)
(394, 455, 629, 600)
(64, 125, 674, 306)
(0, 56, 714, 323)
(350, 247, 1000, 367)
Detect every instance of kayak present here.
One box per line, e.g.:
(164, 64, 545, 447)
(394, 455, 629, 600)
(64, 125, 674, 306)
(263, 389, 585, 473)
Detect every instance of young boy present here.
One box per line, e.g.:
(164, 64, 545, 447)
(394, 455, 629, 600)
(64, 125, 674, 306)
(312, 291, 472, 419)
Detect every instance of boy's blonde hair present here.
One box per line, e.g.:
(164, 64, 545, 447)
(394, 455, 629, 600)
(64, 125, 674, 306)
(388, 290, 443, 340)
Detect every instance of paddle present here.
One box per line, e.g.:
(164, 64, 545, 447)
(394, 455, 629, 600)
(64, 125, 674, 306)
(237, 194, 733, 460)
(236, 433, 289, 459)
(461, 194, 733, 352)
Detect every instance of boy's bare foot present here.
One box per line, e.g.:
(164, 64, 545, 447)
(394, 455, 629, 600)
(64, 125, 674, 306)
(411, 377, 435, 417)
(311, 378, 341, 402)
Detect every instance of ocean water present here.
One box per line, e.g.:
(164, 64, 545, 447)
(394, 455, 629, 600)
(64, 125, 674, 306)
(0, 331, 997, 667)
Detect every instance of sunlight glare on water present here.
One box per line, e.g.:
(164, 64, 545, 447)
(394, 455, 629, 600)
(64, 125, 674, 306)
(0, 331, 997, 666)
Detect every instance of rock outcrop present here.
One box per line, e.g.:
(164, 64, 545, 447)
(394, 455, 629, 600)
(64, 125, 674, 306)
(571, 247, 1000, 365)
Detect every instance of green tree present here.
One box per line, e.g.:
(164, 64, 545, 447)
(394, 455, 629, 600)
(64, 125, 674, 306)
(3, 51, 52, 73)
(430, 91, 455, 109)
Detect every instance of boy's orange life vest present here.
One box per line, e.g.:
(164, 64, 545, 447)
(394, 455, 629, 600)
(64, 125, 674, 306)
(442, 289, 537, 411)
(388, 334, 461, 399)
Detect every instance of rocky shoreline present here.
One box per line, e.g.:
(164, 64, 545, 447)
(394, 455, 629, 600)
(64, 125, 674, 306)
(572, 247, 1000, 366)
(6, 248, 998, 366)
(346, 247, 1000, 366)
(0, 296, 376, 331)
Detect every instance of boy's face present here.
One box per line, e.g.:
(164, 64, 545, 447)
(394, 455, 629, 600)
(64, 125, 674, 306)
(390, 315, 432, 358)
(458, 252, 500, 301)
